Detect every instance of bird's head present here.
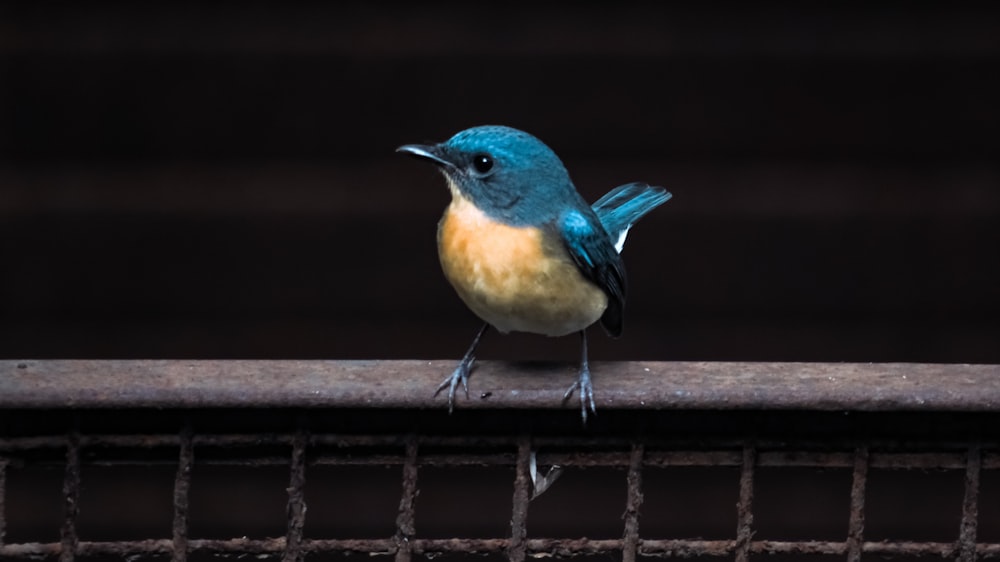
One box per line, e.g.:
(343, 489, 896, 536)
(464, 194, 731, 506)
(397, 125, 578, 225)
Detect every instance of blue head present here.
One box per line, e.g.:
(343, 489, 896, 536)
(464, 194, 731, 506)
(397, 125, 586, 225)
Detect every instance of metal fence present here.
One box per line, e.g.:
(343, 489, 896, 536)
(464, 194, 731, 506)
(2, 360, 1000, 562)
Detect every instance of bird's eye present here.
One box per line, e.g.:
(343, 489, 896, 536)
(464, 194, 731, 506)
(472, 153, 494, 174)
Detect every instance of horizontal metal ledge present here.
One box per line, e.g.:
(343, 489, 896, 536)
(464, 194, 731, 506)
(2, 538, 1000, 559)
(2, 360, 999, 411)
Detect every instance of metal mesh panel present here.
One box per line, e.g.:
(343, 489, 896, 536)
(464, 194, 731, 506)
(2, 360, 1000, 561)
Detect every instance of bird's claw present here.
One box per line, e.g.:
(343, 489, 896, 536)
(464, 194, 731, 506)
(434, 356, 474, 413)
(562, 367, 597, 423)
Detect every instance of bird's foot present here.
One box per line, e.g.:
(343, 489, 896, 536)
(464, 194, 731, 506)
(562, 365, 597, 423)
(434, 356, 474, 413)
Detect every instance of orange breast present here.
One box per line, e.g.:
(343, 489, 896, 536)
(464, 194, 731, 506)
(437, 194, 607, 336)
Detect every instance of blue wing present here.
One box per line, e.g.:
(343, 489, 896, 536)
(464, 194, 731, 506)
(559, 209, 627, 337)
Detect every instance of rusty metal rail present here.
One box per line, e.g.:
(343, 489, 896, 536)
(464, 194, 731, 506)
(2, 360, 1000, 410)
(2, 360, 1000, 561)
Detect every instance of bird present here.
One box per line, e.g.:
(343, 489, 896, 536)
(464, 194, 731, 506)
(397, 125, 671, 422)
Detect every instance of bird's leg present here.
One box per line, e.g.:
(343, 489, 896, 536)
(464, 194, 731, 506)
(435, 323, 490, 413)
(562, 330, 597, 423)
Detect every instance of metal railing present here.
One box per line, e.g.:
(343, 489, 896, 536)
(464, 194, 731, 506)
(2, 360, 999, 561)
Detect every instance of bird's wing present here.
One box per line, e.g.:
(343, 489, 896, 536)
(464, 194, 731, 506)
(558, 209, 627, 337)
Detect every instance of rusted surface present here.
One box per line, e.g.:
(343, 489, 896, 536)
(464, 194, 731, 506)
(3, 361, 1000, 562)
(59, 432, 79, 562)
(3, 360, 1000, 411)
(734, 446, 755, 562)
(621, 443, 644, 562)
(0, 458, 6, 548)
(639, 539, 734, 557)
(959, 446, 981, 562)
(1, 432, 999, 471)
(508, 436, 531, 562)
(172, 424, 192, 562)
(3, 538, 1000, 559)
(411, 538, 507, 554)
(846, 447, 868, 562)
(283, 427, 307, 562)
(393, 435, 418, 562)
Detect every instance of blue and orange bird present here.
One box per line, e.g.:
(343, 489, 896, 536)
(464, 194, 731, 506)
(397, 125, 671, 422)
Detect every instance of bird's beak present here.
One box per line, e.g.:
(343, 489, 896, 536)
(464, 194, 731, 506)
(396, 143, 457, 170)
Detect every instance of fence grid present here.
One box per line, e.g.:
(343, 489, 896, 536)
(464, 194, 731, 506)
(2, 360, 1000, 560)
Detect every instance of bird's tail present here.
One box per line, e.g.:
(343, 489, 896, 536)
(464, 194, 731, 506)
(592, 182, 672, 253)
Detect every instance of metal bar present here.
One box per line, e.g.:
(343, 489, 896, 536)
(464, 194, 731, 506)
(508, 436, 531, 562)
(7, 452, 999, 471)
(0, 427, 994, 461)
(3, 434, 998, 470)
(845, 446, 868, 562)
(394, 435, 418, 562)
(0, 457, 6, 548)
(283, 426, 308, 562)
(639, 539, 734, 557)
(959, 543, 1000, 559)
(622, 442, 643, 562)
(4, 452, 997, 472)
(59, 431, 80, 562)
(2, 539, 175, 557)
(3, 538, 1000, 559)
(190, 537, 287, 554)
(958, 445, 982, 562)
(172, 423, 193, 562)
(525, 538, 623, 555)
(861, 541, 962, 557)
(734, 445, 756, 562)
(4, 360, 1000, 411)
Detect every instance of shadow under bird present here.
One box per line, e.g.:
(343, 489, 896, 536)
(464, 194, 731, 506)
(398, 125, 671, 422)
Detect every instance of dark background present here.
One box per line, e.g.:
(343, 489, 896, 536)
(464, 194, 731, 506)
(3, 3, 1000, 552)
(2, 2, 998, 364)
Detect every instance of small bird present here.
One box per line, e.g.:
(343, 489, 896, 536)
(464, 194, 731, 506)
(397, 125, 670, 421)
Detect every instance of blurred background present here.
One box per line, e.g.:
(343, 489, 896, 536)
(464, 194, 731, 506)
(2, 2, 998, 364)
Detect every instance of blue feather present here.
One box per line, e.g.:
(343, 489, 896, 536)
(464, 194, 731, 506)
(592, 183, 672, 252)
(559, 209, 626, 337)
